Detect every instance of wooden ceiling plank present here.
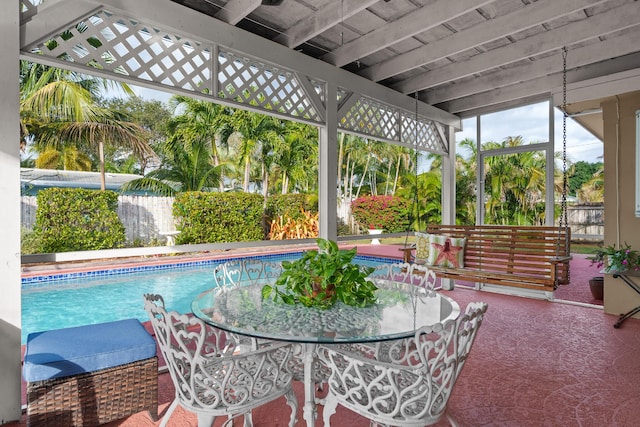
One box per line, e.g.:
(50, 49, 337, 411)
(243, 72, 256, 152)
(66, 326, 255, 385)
(394, 1, 639, 94)
(324, 0, 492, 68)
(361, 0, 606, 82)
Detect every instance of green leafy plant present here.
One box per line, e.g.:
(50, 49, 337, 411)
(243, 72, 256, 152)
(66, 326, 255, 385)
(588, 242, 640, 272)
(262, 238, 377, 309)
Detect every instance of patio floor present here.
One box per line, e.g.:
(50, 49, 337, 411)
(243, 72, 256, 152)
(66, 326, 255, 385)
(8, 244, 640, 426)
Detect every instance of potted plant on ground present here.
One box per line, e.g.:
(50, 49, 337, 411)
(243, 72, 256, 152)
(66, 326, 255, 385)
(587, 242, 640, 300)
(261, 238, 377, 309)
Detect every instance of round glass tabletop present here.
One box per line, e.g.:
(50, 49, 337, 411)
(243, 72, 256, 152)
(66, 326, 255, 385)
(192, 279, 460, 344)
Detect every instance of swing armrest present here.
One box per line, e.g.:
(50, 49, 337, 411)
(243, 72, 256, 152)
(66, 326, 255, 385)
(399, 245, 416, 263)
(549, 255, 572, 264)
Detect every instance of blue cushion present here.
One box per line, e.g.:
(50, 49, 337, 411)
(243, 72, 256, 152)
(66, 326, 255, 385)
(23, 319, 156, 382)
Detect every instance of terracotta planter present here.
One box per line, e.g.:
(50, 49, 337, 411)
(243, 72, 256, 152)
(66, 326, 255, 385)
(589, 276, 604, 300)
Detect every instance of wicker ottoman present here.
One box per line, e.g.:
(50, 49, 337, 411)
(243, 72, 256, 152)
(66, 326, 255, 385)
(23, 319, 158, 426)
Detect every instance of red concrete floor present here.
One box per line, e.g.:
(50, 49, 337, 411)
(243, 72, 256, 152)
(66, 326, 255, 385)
(9, 246, 638, 426)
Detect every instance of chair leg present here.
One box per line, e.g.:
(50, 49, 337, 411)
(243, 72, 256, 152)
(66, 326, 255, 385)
(285, 388, 298, 427)
(159, 399, 179, 427)
(322, 393, 338, 427)
(243, 412, 253, 427)
(446, 412, 460, 427)
(197, 412, 216, 427)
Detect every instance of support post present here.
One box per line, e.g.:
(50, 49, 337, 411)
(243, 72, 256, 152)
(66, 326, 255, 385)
(441, 125, 456, 291)
(319, 83, 338, 241)
(0, 1, 23, 422)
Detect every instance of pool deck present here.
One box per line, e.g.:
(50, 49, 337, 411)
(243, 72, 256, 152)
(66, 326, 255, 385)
(21, 242, 395, 277)
(9, 244, 635, 426)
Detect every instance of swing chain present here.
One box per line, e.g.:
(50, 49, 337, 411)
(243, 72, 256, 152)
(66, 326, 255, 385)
(560, 47, 568, 231)
(555, 47, 570, 289)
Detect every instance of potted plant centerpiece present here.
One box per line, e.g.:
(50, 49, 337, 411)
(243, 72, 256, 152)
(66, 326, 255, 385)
(261, 238, 378, 309)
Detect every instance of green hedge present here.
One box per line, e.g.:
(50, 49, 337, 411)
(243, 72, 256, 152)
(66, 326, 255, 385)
(34, 188, 126, 253)
(173, 192, 265, 243)
(265, 193, 318, 222)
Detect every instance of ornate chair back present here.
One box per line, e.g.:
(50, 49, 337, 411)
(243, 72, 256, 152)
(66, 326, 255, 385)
(143, 293, 298, 427)
(319, 301, 488, 427)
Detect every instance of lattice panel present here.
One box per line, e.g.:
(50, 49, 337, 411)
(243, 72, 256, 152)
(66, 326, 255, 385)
(340, 97, 399, 142)
(21, 0, 39, 17)
(218, 49, 323, 123)
(337, 88, 348, 103)
(310, 78, 326, 105)
(401, 111, 448, 154)
(30, 10, 212, 92)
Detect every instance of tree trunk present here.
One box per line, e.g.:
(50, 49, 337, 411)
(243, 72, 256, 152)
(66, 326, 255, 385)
(99, 140, 106, 191)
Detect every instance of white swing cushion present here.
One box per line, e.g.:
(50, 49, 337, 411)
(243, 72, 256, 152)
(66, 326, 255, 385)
(414, 232, 431, 264)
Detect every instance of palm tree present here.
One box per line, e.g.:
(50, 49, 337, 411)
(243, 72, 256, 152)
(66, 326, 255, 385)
(483, 136, 547, 225)
(221, 109, 282, 194)
(33, 144, 92, 171)
(20, 61, 155, 190)
(166, 95, 233, 191)
(577, 166, 604, 203)
(273, 121, 318, 194)
(396, 171, 442, 230)
(121, 138, 224, 196)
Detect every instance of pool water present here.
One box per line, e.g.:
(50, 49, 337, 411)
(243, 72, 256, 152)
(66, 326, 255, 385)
(21, 255, 393, 344)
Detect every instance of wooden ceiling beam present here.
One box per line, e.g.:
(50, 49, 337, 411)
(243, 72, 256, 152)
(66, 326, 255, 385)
(273, 0, 376, 49)
(215, 0, 261, 25)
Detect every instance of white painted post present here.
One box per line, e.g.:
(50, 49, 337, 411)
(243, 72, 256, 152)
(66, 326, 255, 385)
(441, 125, 456, 291)
(0, 1, 23, 422)
(319, 83, 338, 241)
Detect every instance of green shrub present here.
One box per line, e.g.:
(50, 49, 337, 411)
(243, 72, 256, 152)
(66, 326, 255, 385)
(266, 193, 318, 222)
(173, 192, 265, 243)
(21, 227, 42, 255)
(350, 195, 411, 233)
(34, 188, 126, 252)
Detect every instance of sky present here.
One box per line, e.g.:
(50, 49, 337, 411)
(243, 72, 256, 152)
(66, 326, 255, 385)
(455, 101, 603, 164)
(129, 86, 603, 165)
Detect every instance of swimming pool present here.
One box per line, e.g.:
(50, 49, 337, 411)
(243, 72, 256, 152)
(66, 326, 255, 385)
(21, 253, 395, 344)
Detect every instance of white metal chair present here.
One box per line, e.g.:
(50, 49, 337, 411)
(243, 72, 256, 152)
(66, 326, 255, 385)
(143, 293, 298, 427)
(318, 301, 488, 427)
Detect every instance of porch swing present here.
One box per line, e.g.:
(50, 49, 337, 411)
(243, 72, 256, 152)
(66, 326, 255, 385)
(400, 49, 572, 293)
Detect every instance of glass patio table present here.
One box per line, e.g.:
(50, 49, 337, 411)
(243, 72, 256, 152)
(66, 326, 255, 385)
(192, 278, 460, 426)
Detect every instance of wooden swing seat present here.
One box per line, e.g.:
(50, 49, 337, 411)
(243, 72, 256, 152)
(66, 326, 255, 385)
(400, 224, 571, 292)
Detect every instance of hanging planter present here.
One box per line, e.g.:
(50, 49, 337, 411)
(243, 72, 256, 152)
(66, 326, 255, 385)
(588, 276, 604, 300)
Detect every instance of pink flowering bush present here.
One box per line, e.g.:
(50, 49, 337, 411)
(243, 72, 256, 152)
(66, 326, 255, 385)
(350, 195, 410, 233)
(589, 242, 640, 272)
